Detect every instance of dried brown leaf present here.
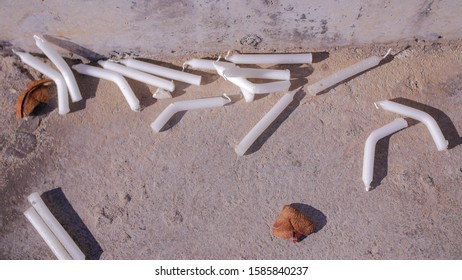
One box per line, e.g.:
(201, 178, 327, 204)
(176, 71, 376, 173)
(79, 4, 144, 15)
(15, 79, 52, 118)
(272, 205, 316, 242)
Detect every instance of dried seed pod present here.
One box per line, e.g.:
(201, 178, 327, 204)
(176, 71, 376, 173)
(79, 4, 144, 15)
(16, 79, 52, 118)
(272, 205, 316, 243)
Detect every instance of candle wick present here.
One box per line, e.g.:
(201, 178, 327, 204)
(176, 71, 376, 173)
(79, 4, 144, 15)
(383, 48, 392, 59)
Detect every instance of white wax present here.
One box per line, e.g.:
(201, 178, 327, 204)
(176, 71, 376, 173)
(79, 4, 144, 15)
(13, 50, 70, 115)
(34, 35, 82, 102)
(223, 68, 290, 80)
(24, 207, 72, 260)
(72, 64, 140, 112)
(375, 100, 449, 151)
(98, 60, 175, 92)
(121, 58, 201, 86)
(151, 95, 231, 132)
(152, 88, 172, 100)
(235, 87, 300, 156)
(307, 55, 382, 95)
(240, 87, 255, 102)
(213, 61, 290, 94)
(362, 118, 408, 191)
(225, 53, 312, 65)
(183, 58, 234, 71)
(28, 192, 85, 260)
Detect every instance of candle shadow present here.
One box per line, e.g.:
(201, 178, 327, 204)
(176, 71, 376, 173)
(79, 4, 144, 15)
(314, 53, 394, 96)
(41, 188, 103, 260)
(42, 35, 106, 62)
(311, 52, 330, 63)
(289, 203, 327, 242)
(390, 98, 462, 149)
(244, 89, 306, 155)
(160, 111, 187, 132)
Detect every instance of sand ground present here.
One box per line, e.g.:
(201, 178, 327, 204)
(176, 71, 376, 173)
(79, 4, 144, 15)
(0, 40, 461, 259)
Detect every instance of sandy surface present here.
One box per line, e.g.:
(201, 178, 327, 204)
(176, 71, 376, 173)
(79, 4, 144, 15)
(1, 40, 461, 259)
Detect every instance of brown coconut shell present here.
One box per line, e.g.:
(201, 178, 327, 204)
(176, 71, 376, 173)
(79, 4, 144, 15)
(15, 79, 52, 118)
(272, 205, 316, 242)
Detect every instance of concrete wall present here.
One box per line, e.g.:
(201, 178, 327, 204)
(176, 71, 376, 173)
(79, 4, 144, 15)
(1, 0, 461, 57)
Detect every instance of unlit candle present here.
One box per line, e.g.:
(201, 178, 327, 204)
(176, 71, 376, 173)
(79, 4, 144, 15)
(362, 118, 408, 191)
(374, 100, 448, 151)
(98, 60, 175, 92)
(34, 35, 82, 102)
(121, 58, 201, 86)
(151, 95, 231, 132)
(183, 58, 234, 71)
(224, 68, 290, 80)
(13, 50, 70, 115)
(24, 207, 72, 260)
(28, 192, 85, 260)
(225, 52, 312, 65)
(235, 87, 301, 156)
(72, 64, 140, 112)
(307, 50, 391, 95)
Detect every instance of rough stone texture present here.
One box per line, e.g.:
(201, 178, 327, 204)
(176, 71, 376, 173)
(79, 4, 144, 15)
(0, 40, 461, 259)
(1, 1, 462, 57)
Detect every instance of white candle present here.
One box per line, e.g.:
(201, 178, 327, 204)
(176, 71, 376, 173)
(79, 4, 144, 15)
(24, 207, 72, 260)
(28, 192, 85, 260)
(183, 58, 234, 71)
(34, 35, 82, 102)
(151, 95, 231, 132)
(223, 68, 290, 80)
(307, 50, 391, 96)
(235, 87, 301, 156)
(225, 52, 312, 65)
(375, 100, 449, 151)
(120, 58, 201, 86)
(362, 118, 408, 191)
(13, 50, 70, 115)
(98, 60, 175, 92)
(213, 61, 291, 94)
(72, 64, 141, 112)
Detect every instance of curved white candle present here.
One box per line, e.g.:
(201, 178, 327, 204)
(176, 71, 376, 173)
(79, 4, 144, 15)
(225, 52, 312, 65)
(72, 64, 140, 112)
(151, 95, 231, 132)
(13, 50, 70, 115)
(235, 87, 301, 156)
(120, 58, 201, 86)
(24, 207, 72, 260)
(34, 35, 82, 102)
(223, 68, 290, 80)
(28, 192, 85, 260)
(183, 58, 234, 71)
(307, 50, 390, 95)
(362, 118, 408, 191)
(375, 100, 448, 151)
(98, 60, 175, 92)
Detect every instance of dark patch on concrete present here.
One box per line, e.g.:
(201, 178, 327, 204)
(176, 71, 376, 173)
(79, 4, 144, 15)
(356, 6, 363, 20)
(4, 131, 37, 159)
(439, 74, 462, 97)
(239, 34, 263, 48)
(420, 0, 434, 18)
(320, 19, 328, 34)
(300, 13, 307, 20)
(0, 40, 13, 55)
(284, 5, 294, 11)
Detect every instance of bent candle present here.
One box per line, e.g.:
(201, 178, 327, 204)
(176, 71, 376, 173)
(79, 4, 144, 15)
(34, 35, 82, 102)
(235, 87, 301, 156)
(24, 207, 72, 260)
(307, 50, 391, 96)
(151, 95, 231, 132)
(362, 118, 408, 191)
(13, 50, 70, 115)
(98, 60, 174, 92)
(374, 100, 449, 151)
(120, 58, 201, 86)
(73, 64, 141, 112)
(28, 192, 85, 260)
